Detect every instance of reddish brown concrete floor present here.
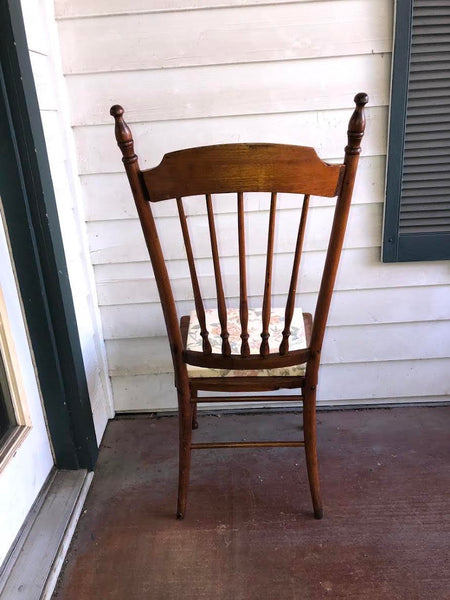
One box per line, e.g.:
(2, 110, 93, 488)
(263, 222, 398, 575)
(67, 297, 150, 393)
(52, 407, 450, 600)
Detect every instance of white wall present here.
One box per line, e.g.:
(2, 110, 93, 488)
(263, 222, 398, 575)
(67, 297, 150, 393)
(55, 0, 450, 410)
(21, 0, 114, 439)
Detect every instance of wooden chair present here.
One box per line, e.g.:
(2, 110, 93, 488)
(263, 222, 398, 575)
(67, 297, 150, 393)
(110, 93, 368, 520)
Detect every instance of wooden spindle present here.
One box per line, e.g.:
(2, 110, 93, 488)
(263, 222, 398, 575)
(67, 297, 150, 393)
(237, 192, 250, 357)
(279, 194, 310, 355)
(177, 198, 212, 354)
(260, 192, 277, 356)
(206, 193, 231, 356)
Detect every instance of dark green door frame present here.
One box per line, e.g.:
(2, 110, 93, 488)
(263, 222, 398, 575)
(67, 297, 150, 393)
(0, 0, 98, 470)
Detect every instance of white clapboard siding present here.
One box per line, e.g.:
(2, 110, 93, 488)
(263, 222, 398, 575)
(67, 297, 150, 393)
(73, 106, 387, 175)
(93, 246, 450, 296)
(66, 53, 390, 126)
(110, 357, 450, 412)
(112, 374, 178, 412)
(96, 265, 450, 310)
(95, 265, 313, 306)
(99, 285, 450, 340)
(98, 279, 450, 328)
(57, 0, 392, 74)
(318, 359, 450, 401)
(107, 337, 171, 376)
(106, 319, 450, 378)
(55, 0, 329, 19)
(86, 202, 383, 265)
(54, 0, 449, 412)
(82, 156, 386, 222)
(323, 321, 450, 364)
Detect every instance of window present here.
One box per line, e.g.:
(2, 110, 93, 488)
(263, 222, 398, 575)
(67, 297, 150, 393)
(383, 0, 450, 262)
(0, 350, 16, 445)
(0, 287, 29, 467)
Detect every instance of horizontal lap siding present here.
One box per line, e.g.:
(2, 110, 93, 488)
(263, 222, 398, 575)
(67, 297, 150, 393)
(74, 106, 387, 174)
(55, 0, 343, 20)
(86, 203, 384, 264)
(111, 358, 450, 411)
(99, 286, 450, 336)
(106, 321, 450, 375)
(57, 1, 392, 74)
(83, 156, 386, 221)
(94, 247, 450, 299)
(56, 0, 450, 410)
(66, 54, 390, 126)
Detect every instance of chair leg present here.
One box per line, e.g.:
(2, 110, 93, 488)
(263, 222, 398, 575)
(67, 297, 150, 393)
(191, 390, 198, 430)
(303, 389, 323, 519)
(176, 392, 193, 520)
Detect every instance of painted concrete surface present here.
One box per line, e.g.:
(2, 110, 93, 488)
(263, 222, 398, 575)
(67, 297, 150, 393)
(53, 407, 450, 599)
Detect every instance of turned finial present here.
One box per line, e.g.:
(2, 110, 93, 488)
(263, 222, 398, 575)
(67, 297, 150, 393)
(110, 105, 137, 164)
(345, 92, 368, 156)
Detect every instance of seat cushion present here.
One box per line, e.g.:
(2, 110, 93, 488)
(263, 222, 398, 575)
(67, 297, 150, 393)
(186, 307, 307, 378)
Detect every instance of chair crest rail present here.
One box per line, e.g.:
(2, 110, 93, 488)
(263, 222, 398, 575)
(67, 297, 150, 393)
(142, 143, 345, 202)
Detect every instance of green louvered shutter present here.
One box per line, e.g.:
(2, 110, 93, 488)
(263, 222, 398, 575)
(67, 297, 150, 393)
(384, 0, 450, 262)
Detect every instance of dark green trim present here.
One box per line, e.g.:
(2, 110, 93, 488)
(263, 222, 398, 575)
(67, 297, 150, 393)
(398, 233, 450, 262)
(384, 0, 450, 263)
(383, 0, 413, 263)
(0, 0, 98, 469)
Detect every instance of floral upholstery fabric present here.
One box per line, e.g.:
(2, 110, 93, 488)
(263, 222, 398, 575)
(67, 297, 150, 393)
(186, 307, 307, 378)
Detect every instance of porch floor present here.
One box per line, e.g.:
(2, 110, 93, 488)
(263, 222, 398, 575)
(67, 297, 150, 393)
(52, 407, 450, 600)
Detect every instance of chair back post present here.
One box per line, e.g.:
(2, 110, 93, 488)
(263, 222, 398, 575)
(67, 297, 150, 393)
(306, 93, 368, 388)
(110, 105, 189, 392)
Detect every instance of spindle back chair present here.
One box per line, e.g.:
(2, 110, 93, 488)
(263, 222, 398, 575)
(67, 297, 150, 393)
(111, 93, 368, 520)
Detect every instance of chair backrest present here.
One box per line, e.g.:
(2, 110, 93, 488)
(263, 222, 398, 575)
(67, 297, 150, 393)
(110, 94, 368, 386)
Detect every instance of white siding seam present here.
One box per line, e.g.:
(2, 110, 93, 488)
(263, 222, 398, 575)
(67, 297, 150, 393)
(61, 54, 391, 80)
(92, 250, 381, 270)
(96, 299, 448, 311)
(71, 107, 385, 129)
(75, 163, 385, 176)
(109, 355, 450, 378)
(64, 50, 389, 74)
(89, 246, 384, 265)
(113, 397, 450, 411)
(325, 318, 450, 330)
(29, 49, 49, 58)
(75, 159, 387, 177)
(96, 282, 449, 293)
(80, 166, 383, 176)
(80, 160, 380, 178)
(86, 202, 379, 222)
(86, 203, 385, 225)
(55, 0, 332, 21)
(101, 317, 450, 335)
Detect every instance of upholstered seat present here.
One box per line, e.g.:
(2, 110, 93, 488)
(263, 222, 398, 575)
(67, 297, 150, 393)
(185, 307, 307, 378)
